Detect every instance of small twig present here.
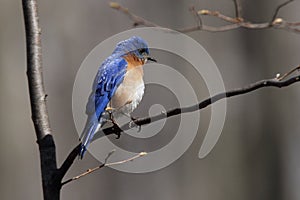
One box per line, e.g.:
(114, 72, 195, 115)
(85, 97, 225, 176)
(287, 21, 300, 26)
(61, 149, 116, 186)
(232, 0, 242, 19)
(109, 2, 159, 27)
(189, 6, 202, 29)
(179, 24, 241, 33)
(271, 0, 294, 22)
(277, 65, 300, 81)
(104, 149, 116, 163)
(61, 151, 147, 186)
(105, 152, 147, 166)
(109, 1, 300, 34)
(198, 10, 242, 23)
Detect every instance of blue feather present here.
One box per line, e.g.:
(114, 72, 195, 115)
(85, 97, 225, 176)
(79, 36, 151, 158)
(79, 57, 127, 158)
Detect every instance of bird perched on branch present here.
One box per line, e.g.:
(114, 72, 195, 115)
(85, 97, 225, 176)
(79, 36, 156, 158)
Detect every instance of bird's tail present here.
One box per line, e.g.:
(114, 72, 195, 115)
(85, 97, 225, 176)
(79, 115, 101, 159)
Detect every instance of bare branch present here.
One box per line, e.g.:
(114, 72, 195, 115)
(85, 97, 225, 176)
(109, 1, 300, 33)
(96, 65, 300, 139)
(109, 2, 159, 27)
(189, 6, 202, 29)
(61, 151, 147, 186)
(232, 0, 242, 19)
(271, 0, 294, 22)
(198, 10, 241, 23)
(58, 143, 82, 180)
(179, 24, 241, 33)
(277, 65, 300, 81)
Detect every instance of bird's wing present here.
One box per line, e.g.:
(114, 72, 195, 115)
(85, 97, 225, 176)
(79, 57, 127, 158)
(86, 57, 128, 120)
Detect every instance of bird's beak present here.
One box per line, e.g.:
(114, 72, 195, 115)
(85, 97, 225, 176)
(147, 57, 157, 62)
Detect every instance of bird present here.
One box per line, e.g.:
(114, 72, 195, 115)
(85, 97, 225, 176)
(79, 36, 156, 158)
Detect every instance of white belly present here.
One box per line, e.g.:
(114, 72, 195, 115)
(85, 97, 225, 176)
(109, 67, 145, 117)
(116, 82, 144, 116)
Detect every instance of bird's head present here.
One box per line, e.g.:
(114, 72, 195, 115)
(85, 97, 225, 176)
(113, 36, 156, 64)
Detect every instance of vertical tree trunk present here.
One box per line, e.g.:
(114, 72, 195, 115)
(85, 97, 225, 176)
(22, 0, 62, 199)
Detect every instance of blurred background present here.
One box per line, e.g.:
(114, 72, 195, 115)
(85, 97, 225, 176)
(1, 0, 300, 199)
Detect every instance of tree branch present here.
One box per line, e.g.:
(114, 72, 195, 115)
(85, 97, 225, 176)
(109, 1, 300, 33)
(96, 66, 300, 139)
(232, 0, 242, 20)
(189, 6, 202, 30)
(61, 151, 147, 186)
(271, 0, 293, 22)
(58, 143, 82, 180)
(109, 2, 159, 27)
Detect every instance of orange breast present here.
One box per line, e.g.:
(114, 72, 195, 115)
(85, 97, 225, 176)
(109, 54, 145, 109)
(123, 54, 145, 70)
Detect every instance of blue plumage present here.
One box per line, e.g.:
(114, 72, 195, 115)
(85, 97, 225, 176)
(79, 36, 155, 158)
(80, 57, 127, 158)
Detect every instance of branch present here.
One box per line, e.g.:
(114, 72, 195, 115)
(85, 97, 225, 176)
(109, 2, 159, 27)
(109, 1, 300, 33)
(58, 143, 82, 180)
(232, 0, 242, 19)
(271, 0, 294, 22)
(61, 151, 147, 186)
(189, 6, 202, 29)
(96, 65, 300, 138)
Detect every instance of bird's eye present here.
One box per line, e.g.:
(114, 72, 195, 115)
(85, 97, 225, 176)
(138, 48, 146, 55)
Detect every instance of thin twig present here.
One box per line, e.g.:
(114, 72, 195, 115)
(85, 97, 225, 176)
(198, 10, 240, 23)
(189, 6, 202, 29)
(232, 0, 242, 19)
(271, 0, 294, 22)
(109, 2, 159, 27)
(179, 24, 241, 33)
(61, 151, 147, 186)
(109, 1, 300, 33)
(106, 152, 147, 166)
(61, 149, 116, 186)
(277, 65, 300, 81)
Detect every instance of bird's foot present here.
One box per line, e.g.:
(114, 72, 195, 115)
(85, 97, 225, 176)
(129, 116, 142, 132)
(107, 107, 116, 124)
(108, 115, 123, 139)
(111, 122, 123, 139)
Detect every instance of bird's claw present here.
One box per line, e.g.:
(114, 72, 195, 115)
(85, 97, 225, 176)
(112, 123, 122, 139)
(110, 118, 122, 139)
(115, 132, 121, 139)
(129, 116, 142, 132)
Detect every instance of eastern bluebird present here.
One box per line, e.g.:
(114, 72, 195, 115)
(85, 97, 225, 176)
(79, 36, 156, 158)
